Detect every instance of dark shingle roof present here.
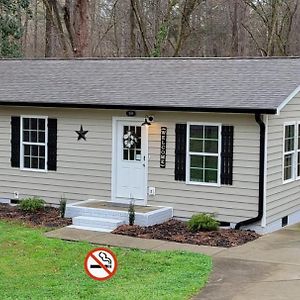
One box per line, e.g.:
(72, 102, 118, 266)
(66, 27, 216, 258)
(1, 57, 300, 113)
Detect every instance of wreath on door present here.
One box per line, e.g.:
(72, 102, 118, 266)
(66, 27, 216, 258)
(123, 131, 138, 149)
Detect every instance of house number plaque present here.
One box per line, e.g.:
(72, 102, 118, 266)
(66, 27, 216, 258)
(160, 127, 167, 168)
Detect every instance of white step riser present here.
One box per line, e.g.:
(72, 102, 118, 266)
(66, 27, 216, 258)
(73, 218, 124, 230)
(67, 225, 112, 233)
(66, 206, 129, 221)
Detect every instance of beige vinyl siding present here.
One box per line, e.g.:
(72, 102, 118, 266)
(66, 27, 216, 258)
(266, 92, 300, 224)
(0, 107, 260, 223)
(147, 112, 260, 223)
(0, 106, 119, 204)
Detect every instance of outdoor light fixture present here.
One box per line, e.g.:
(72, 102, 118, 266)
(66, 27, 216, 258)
(141, 115, 154, 126)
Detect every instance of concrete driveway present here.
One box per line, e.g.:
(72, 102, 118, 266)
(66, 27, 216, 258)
(195, 224, 300, 300)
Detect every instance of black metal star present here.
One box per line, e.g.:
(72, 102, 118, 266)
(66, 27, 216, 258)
(76, 125, 88, 141)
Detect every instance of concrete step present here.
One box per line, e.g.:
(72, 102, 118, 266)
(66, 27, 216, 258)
(67, 225, 112, 233)
(65, 204, 130, 221)
(72, 216, 125, 232)
(65, 200, 173, 227)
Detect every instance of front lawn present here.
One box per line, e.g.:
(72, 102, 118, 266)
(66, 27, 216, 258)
(0, 221, 211, 300)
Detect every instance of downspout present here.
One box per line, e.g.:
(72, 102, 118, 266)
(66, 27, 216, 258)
(235, 114, 265, 230)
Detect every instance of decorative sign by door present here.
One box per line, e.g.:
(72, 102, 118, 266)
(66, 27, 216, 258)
(160, 127, 167, 168)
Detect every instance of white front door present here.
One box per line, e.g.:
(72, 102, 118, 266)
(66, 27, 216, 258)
(112, 119, 148, 204)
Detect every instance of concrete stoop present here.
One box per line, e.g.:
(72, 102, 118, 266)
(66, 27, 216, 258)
(65, 199, 173, 232)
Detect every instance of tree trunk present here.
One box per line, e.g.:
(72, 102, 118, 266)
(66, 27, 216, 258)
(231, 0, 239, 56)
(73, 0, 90, 57)
(130, 1, 136, 56)
(45, 0, 54, 57)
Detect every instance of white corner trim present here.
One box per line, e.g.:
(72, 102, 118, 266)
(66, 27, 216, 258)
(262, 114, 268, 227)
(277, 85, 300, 115)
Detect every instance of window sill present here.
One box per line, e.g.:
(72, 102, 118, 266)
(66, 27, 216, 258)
(282, 178, 295, 185)
(20, 168, 48, 173)
(186, 180, 221, 187)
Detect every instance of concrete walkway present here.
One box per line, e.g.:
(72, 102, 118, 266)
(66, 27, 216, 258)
(194, 223, 300, 300)
(45, 226, 224, 256)
(45, 224, 300, 300)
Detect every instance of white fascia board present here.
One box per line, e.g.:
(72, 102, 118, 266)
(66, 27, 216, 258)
(277, 85, 300, 115)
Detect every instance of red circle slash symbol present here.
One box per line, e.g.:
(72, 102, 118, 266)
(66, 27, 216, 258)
(84, 247, 118, 281)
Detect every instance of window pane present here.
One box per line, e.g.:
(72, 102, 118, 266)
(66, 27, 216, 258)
(23, 131, 29, 142)
(190, 155, 203, 168)
(136, 150, 141, 161)
(129, 149, 134, 160)
(284, 166, 292, 181)
(123, 149, 128, 160)
(24, 157, 30, 168)
(23, 118, 29, 130)
(136, 126, 141, 137)
(285, 137, 294, 152)
(284, 154, 293, 180)
(136, 138, 141, 149)
(190, 168, 203, 182)
(31, 145, 38, 157)
(205, 170, 218, 183)
(38, 119, 45, 131)
(285, 125, 295, 152)
(31, 157, 38, 169)
(30, 118, 37, 130)
(31, 131, 37, 143)
(298, 124, 300, 150)
(39, 158, 45, 169)
(204, 140, 218, 153)
(190, 139, 203, 152)
(205, 126, 218, 139)
(38, 131, 45, 143)
(190, 125, 203, 138)
(24, 145, 30, 156)
(39, 146, 45, 157)
(284, 154, 292, 168)
(205, 156, 218, 169)
(298, 152, 300, 177)
(285, 125, 295, 138)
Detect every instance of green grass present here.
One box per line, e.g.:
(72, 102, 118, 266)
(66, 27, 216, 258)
(0, 221, 212, 300)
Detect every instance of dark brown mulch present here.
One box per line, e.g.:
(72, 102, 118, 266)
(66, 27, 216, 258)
(0, 203, 72, 228)
(112, 219, 260, 248)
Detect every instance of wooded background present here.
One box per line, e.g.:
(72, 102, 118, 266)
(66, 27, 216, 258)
(1, 0, 300, 58)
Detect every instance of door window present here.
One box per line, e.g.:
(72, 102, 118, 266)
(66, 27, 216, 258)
(123, 125, 142, 161)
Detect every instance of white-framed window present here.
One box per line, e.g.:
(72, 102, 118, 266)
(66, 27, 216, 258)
(186, 123, 221, 186)
(21, 116, 48, 171)
(283, 122, 296, 182)
(297, 123, 300, 179)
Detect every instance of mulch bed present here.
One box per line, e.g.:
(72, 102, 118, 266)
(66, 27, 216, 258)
(113, 219, 260, 248)
(0, 203, 71, 228)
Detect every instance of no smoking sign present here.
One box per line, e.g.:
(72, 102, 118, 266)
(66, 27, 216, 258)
(84, 247, 118, 281)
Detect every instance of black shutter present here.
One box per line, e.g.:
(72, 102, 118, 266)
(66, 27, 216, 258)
(221, 125, 234, 185)
(11, 116, 20, 168)
(47, 118, 57, 171)
(175, 124, 187, 181)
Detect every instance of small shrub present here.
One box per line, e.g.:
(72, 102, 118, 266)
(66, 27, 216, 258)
(187, 213, 220, 232)
(128, 201, 135, 226)
(19, 197, 45, 213)
(59, 195, 67, 218)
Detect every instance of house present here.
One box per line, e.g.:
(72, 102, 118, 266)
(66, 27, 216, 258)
(0, 57, 300, 234)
